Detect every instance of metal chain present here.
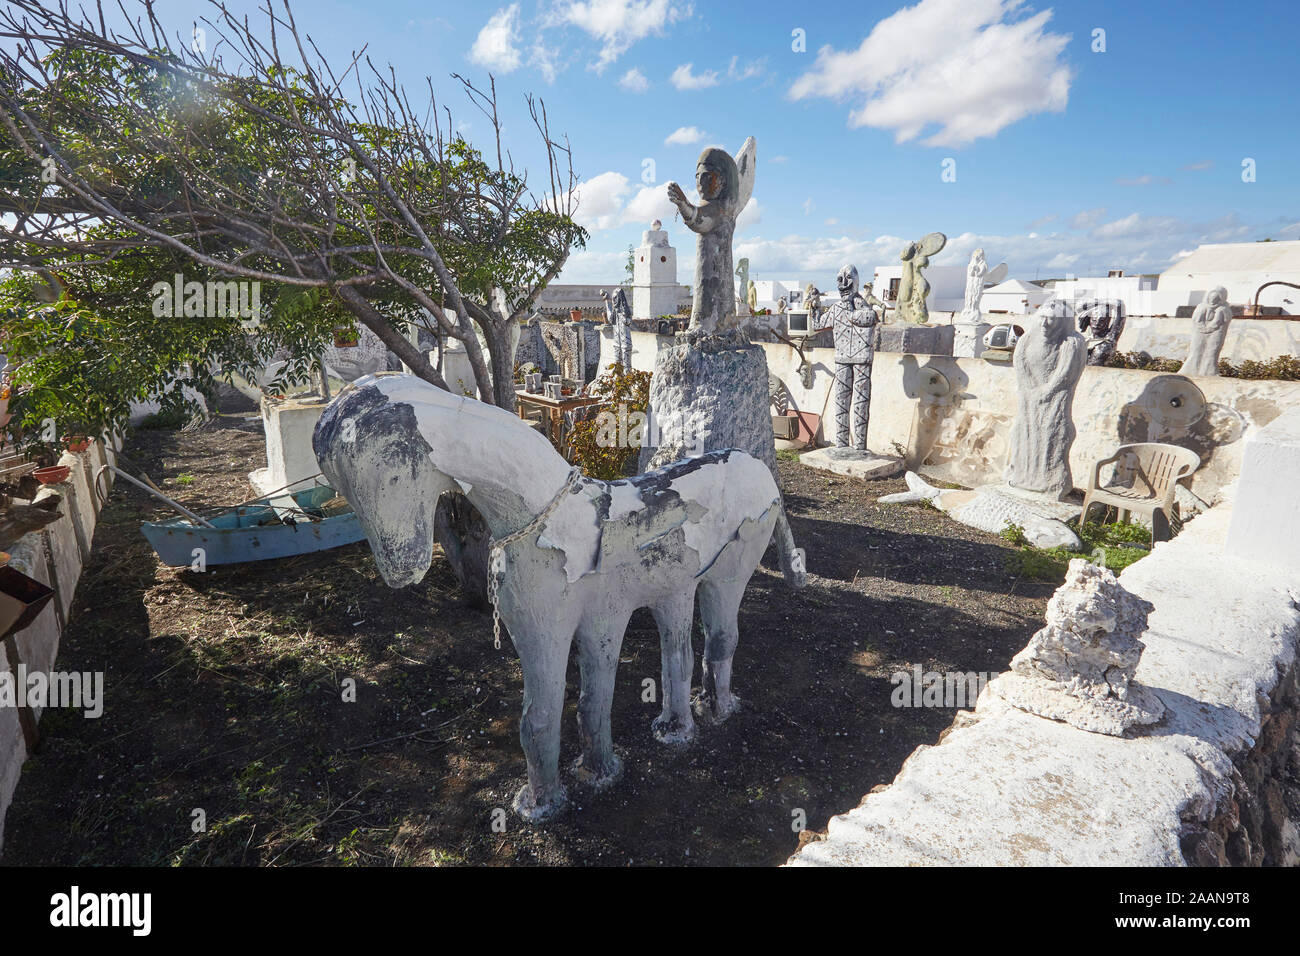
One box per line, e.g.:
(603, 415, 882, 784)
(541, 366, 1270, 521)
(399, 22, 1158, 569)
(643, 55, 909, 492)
(487, 467, 583, 649)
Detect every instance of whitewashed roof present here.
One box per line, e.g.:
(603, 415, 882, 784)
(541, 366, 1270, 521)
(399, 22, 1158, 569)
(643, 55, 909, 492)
(985, 278, 1046, 293)
(1162, 240, 1300, 277)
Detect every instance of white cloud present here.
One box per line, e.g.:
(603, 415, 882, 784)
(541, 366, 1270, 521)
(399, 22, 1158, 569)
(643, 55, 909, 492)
(469, 6, 523, 74)
(670, 62, 720, 90)
(551, 0, 692, 73)
(621, 183, 678, 225)
(568, 171, 633, 231)
(618, 67, 650, 92)
(801, 197, 814, 215)
(737, 197, 761, 232)
(531, 41, 562, 84)
(664, 125, 705, 146)
(769, 155, 789, 164)
(1070, 207, 1106, 230)
(726, 55, 766, 81)
(788, 0, 1071, 147)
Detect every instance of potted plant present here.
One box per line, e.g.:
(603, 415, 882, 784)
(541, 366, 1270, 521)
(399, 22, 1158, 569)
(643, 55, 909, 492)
(333, 325, 359, 348)
(569, 308, 583, 322)
(63, 435, 91, 453)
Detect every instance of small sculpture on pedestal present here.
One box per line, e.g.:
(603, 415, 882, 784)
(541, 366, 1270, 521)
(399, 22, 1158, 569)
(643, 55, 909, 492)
(1183, 286, 1232, 376)
(813, 264, 878, 450)
(600, 287, 633, 369)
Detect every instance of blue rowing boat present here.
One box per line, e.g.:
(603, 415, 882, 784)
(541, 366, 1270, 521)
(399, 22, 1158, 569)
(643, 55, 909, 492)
(140, 483, 366, 567)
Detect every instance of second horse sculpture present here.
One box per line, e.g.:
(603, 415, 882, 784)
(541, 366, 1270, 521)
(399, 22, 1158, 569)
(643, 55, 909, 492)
(314, 373, 790, 822)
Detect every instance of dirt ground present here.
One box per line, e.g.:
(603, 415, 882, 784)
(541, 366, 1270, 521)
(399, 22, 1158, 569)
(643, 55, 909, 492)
(2, 417, 1054, 866)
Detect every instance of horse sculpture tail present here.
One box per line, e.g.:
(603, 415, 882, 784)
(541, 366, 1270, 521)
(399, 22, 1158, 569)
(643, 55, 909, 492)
(772, 500, 806, 588)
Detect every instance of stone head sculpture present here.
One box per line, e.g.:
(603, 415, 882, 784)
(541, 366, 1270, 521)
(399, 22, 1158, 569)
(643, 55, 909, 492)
(696, 146, 740, 211)
(836, 264, 859, 299)
(1036, 298, 1075, 339)
(1207, 286, 1228, 307)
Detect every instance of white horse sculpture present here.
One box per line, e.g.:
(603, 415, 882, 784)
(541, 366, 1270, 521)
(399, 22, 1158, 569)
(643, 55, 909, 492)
(313, 373, 798, 821)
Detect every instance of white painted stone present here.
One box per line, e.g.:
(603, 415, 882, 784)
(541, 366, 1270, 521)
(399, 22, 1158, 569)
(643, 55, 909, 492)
(248, 395, 328, 496)
(985, 559, 1165, 736)
(1224, 404, 1300, 569)
(800, 446, 901, 480)
(879, 472, 1081, 550)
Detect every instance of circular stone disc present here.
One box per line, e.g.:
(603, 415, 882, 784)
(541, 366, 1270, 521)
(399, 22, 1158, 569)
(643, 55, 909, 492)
(1146, 375, 1207, 429)
(918, 232, 947, 256)
(919, 368, 951, 397)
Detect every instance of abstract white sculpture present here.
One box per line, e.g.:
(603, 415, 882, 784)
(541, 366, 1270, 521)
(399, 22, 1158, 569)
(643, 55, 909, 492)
(314, 373, 788, 821)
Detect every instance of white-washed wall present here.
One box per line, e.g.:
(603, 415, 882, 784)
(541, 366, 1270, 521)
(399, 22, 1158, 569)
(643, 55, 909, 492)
(604, 327, 1300, 505)
(0, 438, 119, 853)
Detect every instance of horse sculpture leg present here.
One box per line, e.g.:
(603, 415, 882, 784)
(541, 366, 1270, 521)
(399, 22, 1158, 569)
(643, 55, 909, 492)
(650, 591, 697, 745)
(694, 578, 744, 723)
(572, 612, 630, 788)
(512, 627, 574, 822)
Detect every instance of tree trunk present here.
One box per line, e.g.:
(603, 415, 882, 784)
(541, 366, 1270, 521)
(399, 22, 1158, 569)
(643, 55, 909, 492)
(433, 491, 491, 608)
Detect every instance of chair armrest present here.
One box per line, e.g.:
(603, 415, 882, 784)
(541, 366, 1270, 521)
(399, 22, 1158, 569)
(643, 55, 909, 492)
(1088, 453, 1122, 492)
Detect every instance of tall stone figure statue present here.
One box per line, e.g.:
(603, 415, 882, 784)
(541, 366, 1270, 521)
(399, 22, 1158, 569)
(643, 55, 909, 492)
(1006, 299, 1087, 501)
(643, 138, 805, 588)
(734, 257, 750, 317)
(600, 287, 634, 369)
(1183, 286, 1232, 376)
(958, 248, 1007, 324)
(813, 264, 878, 450)
(668, 140, 755, 332)
(898, 232, 947, 324)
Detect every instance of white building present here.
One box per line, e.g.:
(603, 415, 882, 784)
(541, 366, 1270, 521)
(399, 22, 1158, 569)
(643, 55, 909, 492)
(980, 278, 1052, 314)
(871, 264, 966, 313)
(1156, 240, 1300, 315)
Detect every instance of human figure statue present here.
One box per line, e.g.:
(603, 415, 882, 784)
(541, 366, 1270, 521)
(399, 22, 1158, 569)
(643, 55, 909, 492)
(734, 257, 750, 316)
(747, 280, 758, 314)
(1006, 299, 1087, 501)
(813, 264, 878, 450)
(1076, 298, 1126, 367)
(804, 283, 822, 325)
(666, 138, 756, 332)
(1184, 286, 1232, 376)
(898, 232, 947, 324)
(862, 280, 886, 316)
(777, 296, 787, 315)
(600, 287, 634, 369)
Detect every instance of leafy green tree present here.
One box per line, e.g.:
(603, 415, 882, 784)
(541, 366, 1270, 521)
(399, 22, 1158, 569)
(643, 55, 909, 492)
(0, 0, 586, 432)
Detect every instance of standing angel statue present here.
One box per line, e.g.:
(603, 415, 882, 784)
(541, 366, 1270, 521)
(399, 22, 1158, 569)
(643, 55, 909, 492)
(959, 248, 1007, 324)
(666, 138, 756, 332)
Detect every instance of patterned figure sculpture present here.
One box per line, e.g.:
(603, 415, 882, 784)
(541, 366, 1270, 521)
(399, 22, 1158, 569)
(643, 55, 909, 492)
(1076, 298, 1126, 367)
(814, 264, 878, 449)
(1184, 286, 1232, 377)
(600, 288, 634, 369)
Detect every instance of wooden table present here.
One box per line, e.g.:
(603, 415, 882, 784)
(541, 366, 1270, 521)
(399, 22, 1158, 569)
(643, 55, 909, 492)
(516, 389, 605, 457)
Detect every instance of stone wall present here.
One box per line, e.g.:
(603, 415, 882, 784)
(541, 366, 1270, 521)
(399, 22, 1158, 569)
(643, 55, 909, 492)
(0, 438, 119, 853)
(605, 328, 1300, 506)
(787, 493, 1300, 866)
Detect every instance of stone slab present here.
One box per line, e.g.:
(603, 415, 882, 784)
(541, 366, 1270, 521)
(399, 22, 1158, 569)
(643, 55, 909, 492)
(800, 446, 902, 480)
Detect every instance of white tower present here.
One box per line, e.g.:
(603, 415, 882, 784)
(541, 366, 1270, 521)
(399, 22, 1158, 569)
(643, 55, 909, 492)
(632, 219, 680, 320)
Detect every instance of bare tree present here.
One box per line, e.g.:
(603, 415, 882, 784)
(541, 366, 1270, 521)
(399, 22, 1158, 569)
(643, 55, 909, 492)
(0, 0, 586, 410)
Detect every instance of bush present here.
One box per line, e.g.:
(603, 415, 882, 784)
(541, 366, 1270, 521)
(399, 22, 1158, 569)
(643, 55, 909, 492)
(566, 363, 652, 480)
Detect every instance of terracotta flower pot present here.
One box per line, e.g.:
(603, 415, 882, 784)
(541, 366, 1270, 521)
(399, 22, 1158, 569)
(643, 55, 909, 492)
(33, 465, 71, 485)
(570, 308, 583, 322)
(333, 328, 359, 348)
(63, 436, 91, 453)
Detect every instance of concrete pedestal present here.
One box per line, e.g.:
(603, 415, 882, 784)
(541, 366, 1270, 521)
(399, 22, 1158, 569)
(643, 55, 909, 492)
(249, 395, 328, 496)
(800, 446, 903, 480)
(952, 319, 991, 358)
(875, 324, 954, 356)
(1225, 406, 1300, 569)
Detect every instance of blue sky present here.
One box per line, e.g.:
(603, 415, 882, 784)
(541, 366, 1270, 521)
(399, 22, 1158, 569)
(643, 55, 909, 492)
(157, 1, 1300, 284)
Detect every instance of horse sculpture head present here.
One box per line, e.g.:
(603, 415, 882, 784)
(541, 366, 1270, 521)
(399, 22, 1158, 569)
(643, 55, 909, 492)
(313, 375, 456, 587)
